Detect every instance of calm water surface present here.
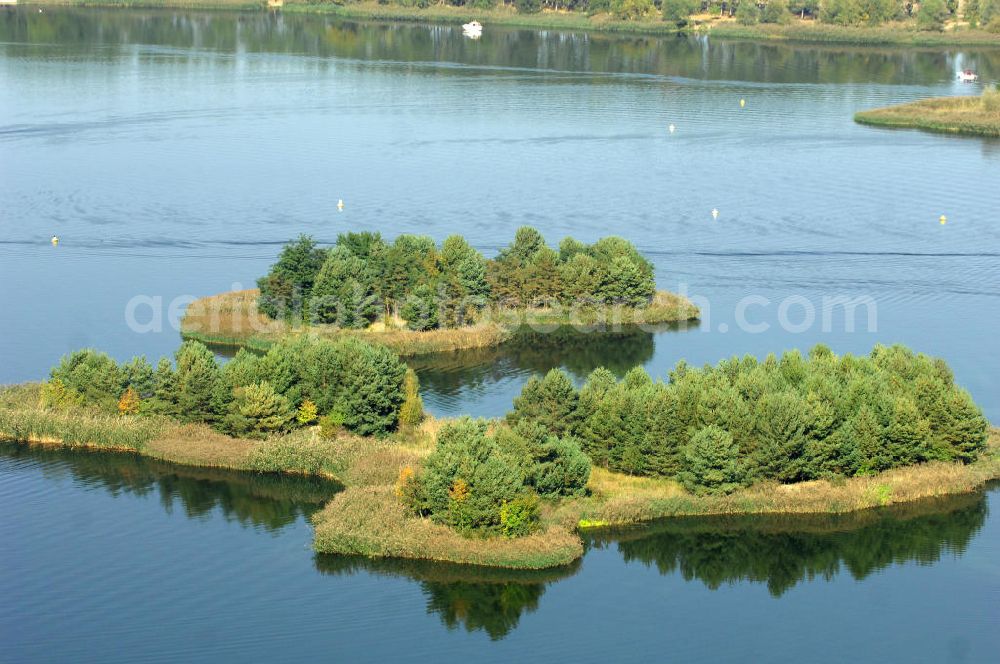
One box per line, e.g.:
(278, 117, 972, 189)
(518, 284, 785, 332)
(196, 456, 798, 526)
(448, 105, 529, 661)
(2, 442, 998, 662)
(2, 8, 999, 661)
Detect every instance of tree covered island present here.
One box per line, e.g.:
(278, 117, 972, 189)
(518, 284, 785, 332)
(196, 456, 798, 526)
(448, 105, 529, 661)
(181, 227, 699, 355)
(3, 334, 997, 569)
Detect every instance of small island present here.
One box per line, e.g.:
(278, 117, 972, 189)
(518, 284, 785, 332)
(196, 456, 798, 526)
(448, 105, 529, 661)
(855, 87, 1000, 138)
(2, 335, 997, 569)
(181, 228, 700, 356)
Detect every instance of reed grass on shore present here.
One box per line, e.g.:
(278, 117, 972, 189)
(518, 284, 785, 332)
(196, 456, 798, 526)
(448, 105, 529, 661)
(311, 485, 584, 569)
(4, 382, 998, 569)
(576, 436, 1000, 527)
(855, 92, 1000, 138)
(180, 289, 699, 357)
(706, 20, 1000, 47)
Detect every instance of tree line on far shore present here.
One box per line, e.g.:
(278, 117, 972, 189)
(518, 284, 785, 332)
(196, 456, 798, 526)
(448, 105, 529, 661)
(256, 227, 656, 331)
(315, 0, 1000, 34)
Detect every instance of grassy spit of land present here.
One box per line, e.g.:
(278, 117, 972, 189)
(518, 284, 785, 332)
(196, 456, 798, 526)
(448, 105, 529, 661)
(18, 2, 1000, 47)
(313, 429, 1000, 567)
(0, 382, 430, 481)
(855, 88, 1000, 138)
(180, 288, 699, 357)
(5, 381, 995, 569)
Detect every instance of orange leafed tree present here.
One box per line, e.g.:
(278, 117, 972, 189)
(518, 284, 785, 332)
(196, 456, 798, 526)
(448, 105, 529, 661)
(118, 387, 140, 415)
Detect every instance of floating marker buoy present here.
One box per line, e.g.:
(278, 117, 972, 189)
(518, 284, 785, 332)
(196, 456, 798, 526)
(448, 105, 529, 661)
(740, 99, 746, 108)
(940, 215, 947, 225)
(668, 124, 676, 134)
(711, 208, 719, 220)
(337, 199, 344, 211)
(51, 236, 59, 246)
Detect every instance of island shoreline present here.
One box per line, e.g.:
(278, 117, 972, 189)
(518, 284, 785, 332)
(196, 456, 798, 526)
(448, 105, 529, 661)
(3, 391, 997, 570)
(180, 289, 701, 358)
(855, 95, 1000, 138)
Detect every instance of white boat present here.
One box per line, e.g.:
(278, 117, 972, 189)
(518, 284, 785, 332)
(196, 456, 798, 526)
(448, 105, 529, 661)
(957, 70, 979, 83)
(462, 21, 483, 38)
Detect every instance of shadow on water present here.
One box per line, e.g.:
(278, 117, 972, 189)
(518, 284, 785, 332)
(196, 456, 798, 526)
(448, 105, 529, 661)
(1, 440, 992, 638)
(210, 323, 693, 416)
(314, 554, 581, 641)
(0, 441, 342, 532)
(410, 323, 690, 414)
(585, 489, 993, 597)
(321, 488, 991, 638)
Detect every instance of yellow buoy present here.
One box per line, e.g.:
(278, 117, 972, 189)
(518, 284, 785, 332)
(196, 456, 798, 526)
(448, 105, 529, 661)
(50, 236, 59, 246)
(337, 199, 344, 211)
(740, 98, 746, 108)
(940, 215, 947, 225)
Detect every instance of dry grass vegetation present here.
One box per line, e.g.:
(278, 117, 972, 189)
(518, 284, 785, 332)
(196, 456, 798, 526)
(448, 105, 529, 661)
(180, 289, 698, 357)
(312, 486, 584, 570)
(707, 19, 1000, 47)
(577, 429, 1000, 527)
(855, 89, 1000, 138)
(4, 380, 998, 570)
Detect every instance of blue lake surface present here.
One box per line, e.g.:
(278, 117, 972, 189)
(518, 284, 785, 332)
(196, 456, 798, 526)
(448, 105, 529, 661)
(1, 8, 999, 661)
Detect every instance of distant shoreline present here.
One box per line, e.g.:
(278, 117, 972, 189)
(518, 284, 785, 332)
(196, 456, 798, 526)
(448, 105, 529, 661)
(18, 2, 1000, 48)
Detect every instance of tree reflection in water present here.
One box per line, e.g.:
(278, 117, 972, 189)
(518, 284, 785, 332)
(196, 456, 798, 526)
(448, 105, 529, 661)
(3, 441, 990, 638)
(314, 555, 580, 641)
(587, 491, 990, 597)
(3, 9, 999, 85)
(0, 441, 340, 532)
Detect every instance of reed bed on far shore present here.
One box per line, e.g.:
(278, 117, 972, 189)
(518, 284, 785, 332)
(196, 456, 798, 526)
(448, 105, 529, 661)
(855, 90, 1000, 138)
(180, 289, 698, 357)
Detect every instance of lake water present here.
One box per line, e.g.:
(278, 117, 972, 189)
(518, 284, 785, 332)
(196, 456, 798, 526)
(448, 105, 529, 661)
(2, 442, 998, 662)
(1, 8, 999, 661)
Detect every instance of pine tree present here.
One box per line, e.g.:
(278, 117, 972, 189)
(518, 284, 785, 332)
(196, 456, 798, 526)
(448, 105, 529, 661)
(400, 283, 439, 331)
(940, 390, 988, 463)
(174, 341, 227, 424)
(122, 356, 156, 398)
(850, 406, 889, 476)
(507, 369, 580, 436)
(226, 381, 294, 438)
(151, 357, 180, 415)
(678, 426, 747, 496)
(256, 235, 328, 320)
(886, 398, 933, 466)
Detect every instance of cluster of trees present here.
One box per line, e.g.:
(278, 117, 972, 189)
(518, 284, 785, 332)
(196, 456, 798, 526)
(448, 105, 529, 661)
(318, 0, 998, 31)
(659, 0, 994, 30)
(46, 336, 415, 438)
(966, 0, 1000, 29)
(505, 344, 988, 495)
(397, 418, 591, 536)
(257, 228, 656, 331)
